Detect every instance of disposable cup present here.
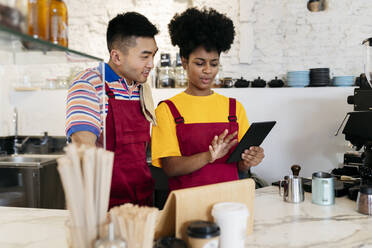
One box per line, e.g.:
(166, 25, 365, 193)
(211, 202, 249, 248)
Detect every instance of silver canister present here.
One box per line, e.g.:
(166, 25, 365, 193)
(279, 175, 304, 203)
(312, 172, 335, 206)
(356, 185, 372, 215)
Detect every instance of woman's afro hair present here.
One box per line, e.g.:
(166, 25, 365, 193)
(168, 7, 235, 59)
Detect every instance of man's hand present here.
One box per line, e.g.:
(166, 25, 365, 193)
(70, 131, 97, 147)
(208, 129, 238, 163)
(238, 146, 265, 171)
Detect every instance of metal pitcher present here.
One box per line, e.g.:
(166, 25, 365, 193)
(279, 175, 304, 203)
(312, 172, 335, 205)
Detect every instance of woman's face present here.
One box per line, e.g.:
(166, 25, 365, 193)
(182, 46, 219, 95)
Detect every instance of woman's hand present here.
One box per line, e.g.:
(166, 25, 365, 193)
(208, 129, 238, 163)
(238, 146, 265, 171)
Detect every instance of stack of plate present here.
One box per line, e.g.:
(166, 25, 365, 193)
(309, 68, 330, 87)
(332, 76, 355, 87)
(286, 71, 310, 87)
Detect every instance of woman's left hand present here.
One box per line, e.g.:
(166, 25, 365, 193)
(239, 146, 265, 171)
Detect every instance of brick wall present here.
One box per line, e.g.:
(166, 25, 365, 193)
(64, 0, 372, 80)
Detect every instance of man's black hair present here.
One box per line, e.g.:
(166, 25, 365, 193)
(168, 7, 235, 59)
(107, 12, 159, 52)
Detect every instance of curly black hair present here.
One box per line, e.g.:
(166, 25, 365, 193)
(168, 8, 235, 59)
(107, 12, 159, 52)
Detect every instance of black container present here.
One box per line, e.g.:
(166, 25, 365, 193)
(160, 53, 171, 67)
(234, 77, 250, 88)
(252, 77, 266, 88)
(154, 236, 187, 248)
(268, 77, 284, 88)
(187, 221, 220, 239)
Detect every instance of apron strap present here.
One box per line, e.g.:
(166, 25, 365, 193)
(105, 83, 115, 98)
(228, 98, 237, 122)
(161, 100, 185, 124)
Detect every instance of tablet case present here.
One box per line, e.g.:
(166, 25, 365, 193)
(227, 121, 276, 163)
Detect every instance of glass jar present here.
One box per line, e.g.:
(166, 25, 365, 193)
(174, 53, 187, 88)
(213, 64, 223, 88)
(222, 77, 234, 88)
(50, 0, 68, 47)
(156, 53, 175, 88)
(28, 0, 50, 40)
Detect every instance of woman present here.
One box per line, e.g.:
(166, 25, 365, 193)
(151, 8, 265, 191)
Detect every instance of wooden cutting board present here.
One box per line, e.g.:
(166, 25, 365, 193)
(154, 179, 255, 240)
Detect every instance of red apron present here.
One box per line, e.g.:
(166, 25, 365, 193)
(163, 98, 239, 191)
(102, 83, 154, 208)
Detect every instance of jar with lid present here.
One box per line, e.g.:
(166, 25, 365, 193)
(222, 77, 234, 88)
(174, 53, 187, 88)
(49, 0, 68, 47)
(156, 53, 175, 88)
(212, 64, 223, 88)
(27, 0, 50, 40)
(186, 221, 220, 248)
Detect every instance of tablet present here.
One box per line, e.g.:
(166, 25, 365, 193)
(227, 121, 276, 163)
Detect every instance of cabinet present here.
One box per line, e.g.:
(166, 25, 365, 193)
(0, 160, 65, 209)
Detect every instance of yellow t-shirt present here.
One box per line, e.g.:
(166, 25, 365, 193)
(151, 91, 250, 167)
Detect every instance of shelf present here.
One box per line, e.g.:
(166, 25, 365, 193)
(0, 24, 103, 65)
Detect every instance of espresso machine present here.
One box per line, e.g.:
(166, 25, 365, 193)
(335, 37, 372, 200)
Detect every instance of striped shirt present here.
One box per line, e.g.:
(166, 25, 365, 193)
(66, 63, 140, 139)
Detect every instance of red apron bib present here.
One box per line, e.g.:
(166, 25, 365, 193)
(102, 84, 154, 208)
(163, 98, 239, 191)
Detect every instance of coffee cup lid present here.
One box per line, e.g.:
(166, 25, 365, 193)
(187, 221, 220, 239)
(212, 202, 249, 219)
(154, 236, 187, 248)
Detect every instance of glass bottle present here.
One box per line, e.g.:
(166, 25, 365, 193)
(174, 53, 187, 88)
(156, 53, 175, 88)
(27, 0, 50, 40)
(50, 0, 68, 47)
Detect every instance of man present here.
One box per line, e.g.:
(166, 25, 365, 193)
(65, 12, 158, 208)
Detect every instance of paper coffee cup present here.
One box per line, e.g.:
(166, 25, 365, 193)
(212, 202, 249, 248)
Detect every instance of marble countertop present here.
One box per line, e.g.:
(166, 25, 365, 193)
(1, 186, 371, 248)
(247, 186, 372, 248)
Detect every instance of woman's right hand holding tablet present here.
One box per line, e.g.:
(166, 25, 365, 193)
(208, 129, 238, 163)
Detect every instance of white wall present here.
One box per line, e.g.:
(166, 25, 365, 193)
(151, 87, 354, 183)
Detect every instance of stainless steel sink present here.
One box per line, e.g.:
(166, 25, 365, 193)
(0, 154, 65, 209)
(0, 154, 62, 167)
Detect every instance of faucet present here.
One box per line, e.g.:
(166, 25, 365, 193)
(13, 108, 30, 155)
(40, 132, 49, 146)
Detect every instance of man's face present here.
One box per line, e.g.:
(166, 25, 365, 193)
(116, 37, 158, 83)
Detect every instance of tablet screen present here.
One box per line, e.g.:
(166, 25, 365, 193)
(227, 121, 276, 163)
